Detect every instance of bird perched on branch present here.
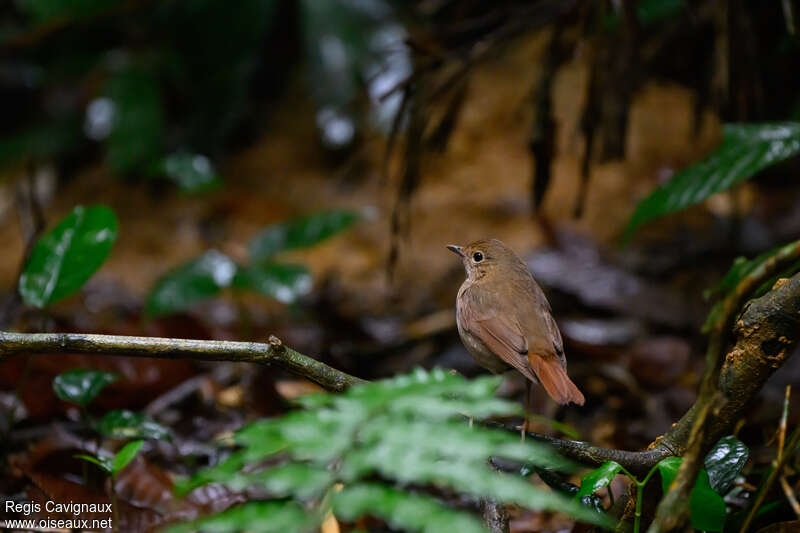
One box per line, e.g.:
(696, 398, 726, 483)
(448, 238, 584, 431)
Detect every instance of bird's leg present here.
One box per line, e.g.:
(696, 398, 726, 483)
(521, 380, 532, 442)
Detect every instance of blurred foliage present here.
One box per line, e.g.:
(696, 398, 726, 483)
(147, 209, 360, 316)
(170, 368, 613, 532)
(248, 209, 361, 262)
(75, 438, 143, 476)
(1, 0, 406, 186)
(19, 205, 118, 308)
(52, 368, 117, 407)
(97, 409, 171, 441)
(626, 123, 800, 240)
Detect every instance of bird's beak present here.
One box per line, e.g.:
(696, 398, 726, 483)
(446, 244, 464, 257)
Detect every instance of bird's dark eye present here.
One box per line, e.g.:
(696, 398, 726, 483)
(473, 251, 484, 262)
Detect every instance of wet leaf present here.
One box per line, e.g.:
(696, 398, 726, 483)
(105, 68, 163, 174)
(233, 263, 312, 304)
(704, 435, 748, 495)
(19, 205, 118, 308)
(112, 439, 143, 475)
(248, 210, 361, 262)
(158, 152, 222, 194)
(53, 369, 117, 407)
(625, 122, 800, 240)
(575, 461, 624, 498)
(97, 410, 171, 441)
(146, 250, 238, 317)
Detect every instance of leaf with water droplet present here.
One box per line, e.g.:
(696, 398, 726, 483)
(234, 263, 312, 304)
(146, 250, 238, 317)
(157, 152, 222, 194)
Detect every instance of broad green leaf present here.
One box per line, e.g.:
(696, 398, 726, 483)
(657, 457, 727, 532)
(17, 0, 122, 25)
(112, 439, 143, 475)
(97, 410, 171, 441)
(158, 153, 222, 194)
(704, 435, 749, 495)
(146, 250, 238, 317)
(334, 484, 489, 533)
(657, 456, 682, 493)
(19, 205, 118, 308)
(248, 210, 361, 262)
(53, 369, 117, 407)
(625, 122, 800, 240)
(689, 468, 727, 532)
(575, 461, 624, 498)
(164, 501, 320, 533)
(74, 453, 112, 474)
(234, 263, 312, 304)
(105, 68, 163, 174)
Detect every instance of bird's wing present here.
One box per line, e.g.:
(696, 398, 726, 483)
(459, 289, 537, 382)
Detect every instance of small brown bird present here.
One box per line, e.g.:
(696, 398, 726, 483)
(448, 239, 584, 411)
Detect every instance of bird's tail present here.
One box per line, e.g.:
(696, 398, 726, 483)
(529, 355, 585, 405)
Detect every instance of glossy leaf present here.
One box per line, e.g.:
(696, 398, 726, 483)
(97, 410, 171, 441)
(704, 435, 749, 495)
(146, 250, 238, 317)
(112, 439, 143, 475)
(625, 122, 800, 240)
(158, 153, 222, 194)
(234, 263, 312, 303)
(658, 457, 727, 532)
(164, 501, 319, 533)
(248, 209, 361, 262)
(105, 68, 163, 173)
(53, 369, 117, 407)
(334, 483, 488, 533)
(19, 205, 118, 308)
(575, 461, 624, 498)
(74, 453, 112, 474)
